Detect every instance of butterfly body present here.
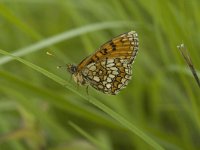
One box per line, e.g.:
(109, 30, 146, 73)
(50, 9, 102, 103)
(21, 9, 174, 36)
(67, 31, 139, 95)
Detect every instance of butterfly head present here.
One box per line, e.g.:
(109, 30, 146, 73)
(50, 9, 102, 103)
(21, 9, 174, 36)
(66, 64, 77, 74)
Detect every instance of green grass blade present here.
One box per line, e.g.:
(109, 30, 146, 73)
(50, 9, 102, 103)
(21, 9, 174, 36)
(0, 49, 164, 150)
(0, 21, 132, 65)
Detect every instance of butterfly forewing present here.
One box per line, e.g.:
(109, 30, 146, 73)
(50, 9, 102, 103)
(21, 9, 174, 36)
(77, 31, 138, 71)
(74, 31, 139, 95)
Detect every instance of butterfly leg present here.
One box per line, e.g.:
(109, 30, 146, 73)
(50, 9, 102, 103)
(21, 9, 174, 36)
(86, 85, 89, 95)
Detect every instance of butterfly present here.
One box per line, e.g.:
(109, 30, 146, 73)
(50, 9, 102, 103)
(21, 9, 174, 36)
(67, 31, 139, 95)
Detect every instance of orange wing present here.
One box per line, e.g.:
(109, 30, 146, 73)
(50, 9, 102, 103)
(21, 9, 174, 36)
(77, 31, 139, 72)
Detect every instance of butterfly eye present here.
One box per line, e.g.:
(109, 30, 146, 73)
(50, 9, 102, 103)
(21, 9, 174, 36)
(67, 64, 77, 74)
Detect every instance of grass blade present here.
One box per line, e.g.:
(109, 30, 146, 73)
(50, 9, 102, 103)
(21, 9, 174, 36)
(0, 49, 165, 150)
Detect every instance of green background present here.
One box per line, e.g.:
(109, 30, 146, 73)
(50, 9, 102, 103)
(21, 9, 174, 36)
(0, 0, 199, 150)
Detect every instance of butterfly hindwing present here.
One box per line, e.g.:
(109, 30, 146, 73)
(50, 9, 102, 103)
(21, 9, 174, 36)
(81, 58, 132, 95)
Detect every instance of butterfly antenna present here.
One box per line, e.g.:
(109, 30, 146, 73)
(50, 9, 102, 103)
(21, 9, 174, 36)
(57, 65, 64, 69)
(46, 51, 67, 69)
(46, 51, 54, 56)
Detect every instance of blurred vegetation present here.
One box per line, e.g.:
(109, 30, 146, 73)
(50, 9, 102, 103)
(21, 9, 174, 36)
(0, 0, 200, 150)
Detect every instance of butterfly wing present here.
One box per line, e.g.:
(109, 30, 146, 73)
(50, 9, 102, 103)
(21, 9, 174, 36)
(78, 31, 139, 94)
(77, 31, 139, 71)
(81, 58, 132, 95)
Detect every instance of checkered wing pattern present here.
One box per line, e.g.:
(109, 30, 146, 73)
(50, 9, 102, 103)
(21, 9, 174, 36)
(77, 31, 139, 95)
